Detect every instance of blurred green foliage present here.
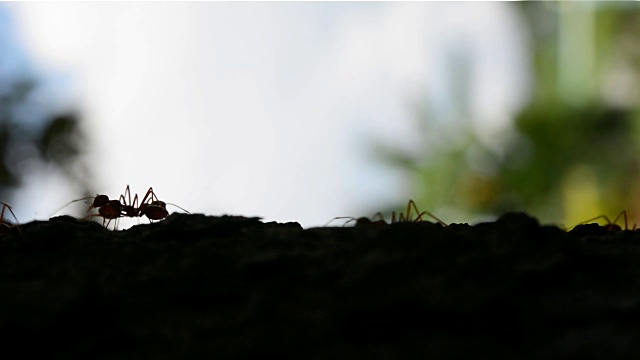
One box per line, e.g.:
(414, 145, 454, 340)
(0, 76, 89, 207)
(378, 2, 640, 227)
(0, 5, 91, 215)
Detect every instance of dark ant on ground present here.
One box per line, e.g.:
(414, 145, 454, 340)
(326, 199, 448, 227)
(573, 210, 636, 232)
(57, 185, 190, 230)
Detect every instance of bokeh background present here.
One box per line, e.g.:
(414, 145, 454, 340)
(1, 2, 639, 229)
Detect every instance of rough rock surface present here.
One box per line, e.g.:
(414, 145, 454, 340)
(1, 212, 639, 359)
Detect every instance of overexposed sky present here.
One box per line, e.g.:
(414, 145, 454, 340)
(4, 2, 530, 228)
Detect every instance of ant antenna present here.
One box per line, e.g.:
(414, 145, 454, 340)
(165, 203, 191, 214)
(49, 196, 95, 217)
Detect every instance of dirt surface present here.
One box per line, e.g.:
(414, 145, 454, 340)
(1, 212, 639, 359)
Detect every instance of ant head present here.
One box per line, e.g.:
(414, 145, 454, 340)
(92, 195, 110, 208)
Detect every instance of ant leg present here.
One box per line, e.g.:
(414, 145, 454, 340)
(124, 184, 141, 211)
(579, 215, 613, 227)
(0, 201, 20, 225)
(414, 210, 448, 226)
(611, 210, 628, 230)
(132, 193, 139, 210)
(325, 216, 355, 227)
(407, 200, 447, 226)
(578, 215, 609, 225)
(407, 200, 420, 222)
(405, 200, 415, 221)
(149, 187, 159, 203)
(105, 215, 117, 230)
(139, 187, 156, 206)
(82, 213, 111, 229)
(119, 187, 129, 207)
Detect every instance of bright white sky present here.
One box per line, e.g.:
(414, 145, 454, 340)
(4, 2, 530, 228)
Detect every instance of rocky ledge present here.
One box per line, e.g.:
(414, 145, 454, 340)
(0, 212, 638, 359)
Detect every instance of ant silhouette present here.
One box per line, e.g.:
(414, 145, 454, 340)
(574, 210, 635, 232)
(327, 199, 447, 227)
(0, 201, 21, 235)
(57, 185, 189, 229)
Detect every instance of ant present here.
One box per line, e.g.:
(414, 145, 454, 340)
(574, 210, 635, 232)
(0, 201, 21, 236)
(59, 186, 189, 229)
(327, 199, 447, 227)
(98, 186, 190, 227)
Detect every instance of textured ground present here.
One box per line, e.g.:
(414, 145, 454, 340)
(0, 212, 639, 359)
